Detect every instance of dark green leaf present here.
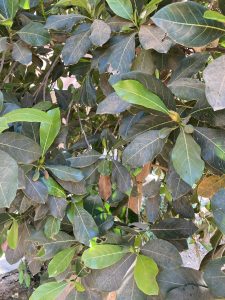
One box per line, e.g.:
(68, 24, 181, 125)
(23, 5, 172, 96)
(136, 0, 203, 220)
(45, 14, 86, 32)
(141, 239, 182, 269)
(0, 150, 18, 208)
(172, 128, 204, 186)
(73, 205, 99, 246)
(122, 130, 167, 168)
(152, 2, 225, 47)
(42, 177, 66, 198)
(24, 174, 48, 204)
(113, 80, 169, 114)
(203, 55, 225, 111)
(97, 92, 130, 114)
(211, 189, 225, 235)
(112, 160, 131, 194)
(139, 25, 173, 53)
(193, 127, 225, 174)
(68, 150, 101, 168)
(47, 165, 83, 183)
(90, 20, 111, 46)
(204, 257, 225, 298)
(0, 37, 8, 52)
(134, 255, 159, 295)
(12, 42, 32, 65)
(166, 285, 213, 300)
(0, 0, 18, 19)
(131, 49, 155, 75)
(62, 25, 91, 66)
(0, 132, 41, 164)
(106, 0, 133, 21)
(79, 72, 97, 106)
(47, 196, 67, 220)
(18, 22, 50, 46)
(82, 244, 129, 269)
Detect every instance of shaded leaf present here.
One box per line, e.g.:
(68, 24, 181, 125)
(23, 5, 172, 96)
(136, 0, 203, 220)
(172, 196, 195, 219)
(139, 25, 173, 54)
(134, 255, 159, 295)
(145, 194, 161, 223)
(193, 127, 225, 174)
(42, 177, 66, 198)
(47, 165, 84, 183)
(97, 92, 130, 114)
(152, 2, 225, 47)
(24, 174, 48, 204)
(82, 244, 129, 269)
(90, 20, 111, 46)
(73, 205, 99, 245)
(211, 189, 225, 235)
(112, 160, 131, 194)
(12, 42, 32, 65)
(203, 257, 225, 298)
(123, 130, 167, 168)
(132, 49, 155, 75)
(18, 22, 50, 46)
(141, 239, 182, 270)
(0, 37, 9, 52)
(166, 285, 213, 300)
(0, 149, 18, 208)
(44, 216, 61, 239)
(172, 128, 204, 186)
(47, 196, 67, 220)
(45, 14, 86, 32)
(203, 55, 225, 111)
(198, 175, 225, 198)
(68, 149, 101, 168)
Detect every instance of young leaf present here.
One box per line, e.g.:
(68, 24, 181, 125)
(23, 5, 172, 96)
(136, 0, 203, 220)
(82, 244, 130, 269)
(113, 80, 169, 114)
(30, 281, 68, 300)
(172, 128, 204, 186)
(19, 0, 30, 9)
(204, 10, 225, 23)
(2, 108, 50, 124)
(7, 219, 18, 250)
(152, 2, 225, 47)
(48, 247, 76, 277)
(134, 255, 159, 296)
(40, 108, 61, 155)
(106, 0, 133, 21)
(44, 216, 61, 239)
(41, 177, 66, 198)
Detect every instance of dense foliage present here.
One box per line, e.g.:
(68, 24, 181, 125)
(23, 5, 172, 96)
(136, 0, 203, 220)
(0, 0, 225, 299)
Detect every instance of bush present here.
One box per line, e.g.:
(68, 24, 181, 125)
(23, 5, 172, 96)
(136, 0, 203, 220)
(0, 0, 225, 299)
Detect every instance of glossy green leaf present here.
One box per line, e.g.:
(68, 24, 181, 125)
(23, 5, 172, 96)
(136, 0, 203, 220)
(30, 281, 67, 300)
(0, 0, 19, 19)
(113, 80, 169, 114)
(46, 165, 84, 182)
(204, 10, 225, 23)
(48, 247, 75, 277)
(0, 150, 18, 208)
(134, 255, 159, 296)
(45, 14, 86, 32)
(106, 0, 133, 21)
(40, 108, 61, 155)
(82, 244, 130, 269)
(7, 219, 18, 250)
(152, 2, 225, 47)
(18, 22, 50, 46)
(55, 0, 89, 10)
(172, 128, 204, 186)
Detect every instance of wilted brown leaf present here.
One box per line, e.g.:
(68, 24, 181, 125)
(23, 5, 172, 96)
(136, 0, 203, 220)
(136, 163, 152, 183)
(197, 175, 225, 198)
(98, 175, 112, 201)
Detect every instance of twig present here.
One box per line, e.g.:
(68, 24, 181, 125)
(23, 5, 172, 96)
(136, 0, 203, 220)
(33, 54, 60, 101)
(206, 47, 225, 53)
(65, 100, 74, 125)
(1, 61, 17, 88)
(0, 51, 6, 74)
(77, 106, 91, 149)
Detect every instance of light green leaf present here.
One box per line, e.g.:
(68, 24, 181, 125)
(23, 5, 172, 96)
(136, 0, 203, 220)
(172, 128, 204, 186)
(0, 150, 18, 208)
(19, 0, 30, 9)
(40, 108, 61, 155)
(134, 255, 159, 296)
(55, 0, 89, 10)
(152, 2, 225, 47)
(48, 247, 75, 277)
(30, 281, 67, 300)
(44, 216, 61, 239)
(204, 10, 225, 23)
(113, 80, 169, 115)
(82, 244, 130, 269)
(7, 219, 18, 250)
(41, 177, 66, 198)
(18, 22, 50, 46)
(46, 165, 84, 183)
(2, 108, 50, 123)
(106, 0, 133, 21)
